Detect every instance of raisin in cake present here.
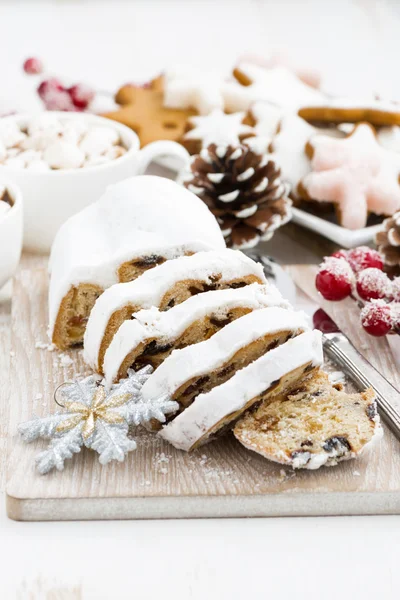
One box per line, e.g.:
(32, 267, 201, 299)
(234, 370, 382, 469)
(103, 283, 284, 385)
(159, 329, 323, 451)
(84, 249, 267, 373)
(49, 175, 225, 349)
(141, 306, 306, 412)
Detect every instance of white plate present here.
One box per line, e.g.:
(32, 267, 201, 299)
(291, 207, 382, 249)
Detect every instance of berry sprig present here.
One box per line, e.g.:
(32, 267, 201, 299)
(315, 246, 400, 337)
(23, 57, 95, 112)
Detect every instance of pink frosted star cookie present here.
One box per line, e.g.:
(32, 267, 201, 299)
(299, 123, 400, 230)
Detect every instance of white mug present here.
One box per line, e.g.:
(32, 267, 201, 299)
(0, 112, 191, 253)
(0, 180, 23, 290)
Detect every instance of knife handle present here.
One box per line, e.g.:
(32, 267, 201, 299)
(323, 334, 400, 437)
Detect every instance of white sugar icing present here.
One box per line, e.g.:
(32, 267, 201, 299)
(103, 283, 284, 386)
(141, 305, 305, 402)
(223, 64, 325, 113)
(164, 67, 225, 115)
(377, 126, 400, 153)
(159, 329, 323, 451)
(48, 175, 225, 338)
(183, 109, 254, 149)
(83, 249, 266, 371)
(251, 101, 283, 138)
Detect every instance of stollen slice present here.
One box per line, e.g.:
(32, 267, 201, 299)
(159, 329, 323, 451)
(234, 369, 382, 469)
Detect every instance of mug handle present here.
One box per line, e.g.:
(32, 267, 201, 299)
(135, 140, 190, 179)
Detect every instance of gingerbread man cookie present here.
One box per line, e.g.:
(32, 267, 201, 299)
(103, 76, 196, 147)
(299, 123, 400, 230)
(181, 109, 255, 155)
(223, 63, 325, 113)
(299, 98, 400, 127)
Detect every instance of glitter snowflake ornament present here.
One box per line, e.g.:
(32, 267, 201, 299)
(18, 366, 178, 474)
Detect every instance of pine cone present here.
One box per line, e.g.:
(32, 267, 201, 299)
(184, 143, 292, 249)
(376, 211, 400, 275)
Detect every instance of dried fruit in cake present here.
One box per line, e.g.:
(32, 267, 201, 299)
(298, 124, 400, 230)
(49, 176, 225, 349)
(84, 249, 267, 374)
(181, 109, 255, 155)
(184, 143, 292, 249)
(298, 97, 400, 127)
(103, 76, 196, 147)
(159, 330, 323, 451)
(234, 369, 381, 469)
(102, 283, 285, 386)
(141, 306, 305, 414)
(376, 212, 400, 275)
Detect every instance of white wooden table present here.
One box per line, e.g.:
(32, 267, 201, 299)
(1, 1, 400, 597)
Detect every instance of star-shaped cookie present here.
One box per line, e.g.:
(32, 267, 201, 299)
(299, 123, 400, 230)
(223, 63, 325, 113)
(181, 109, 255, 154)
(103, 76, 196, 147)
(163, 67, 225, 115)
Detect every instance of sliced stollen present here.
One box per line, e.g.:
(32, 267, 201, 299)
(49, 175, 225, 349)
(103, 283, 284, 386)
(160, 329, 323, 451)
(84, 249, 267, 374)
(234, 370, 382, 470)
(141, 306, 308, 411)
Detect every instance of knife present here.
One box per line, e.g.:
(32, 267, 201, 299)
(248, 252, 400, 439)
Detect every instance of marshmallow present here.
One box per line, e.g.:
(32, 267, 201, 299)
(43, 140, 85, 169)
(0, 141, 6, 162)
(4, 156, 25, 169)
(27, 114, 64, 136)
(79, 126, 119, 157)
(0, 122, 26, 148)
(26, 159, 51, 172)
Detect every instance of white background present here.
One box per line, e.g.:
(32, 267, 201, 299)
(1, 1, 400, 598)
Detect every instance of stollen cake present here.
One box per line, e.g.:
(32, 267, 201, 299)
(49, 175, 225, 349)
(141, 306, 306, 411)
(103, 283, 284, 385)
(234, 370, 382, 469)
(159, 329, 323, 451)
(84, 249, 267, 373)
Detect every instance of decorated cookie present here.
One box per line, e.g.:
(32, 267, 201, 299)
(299, 123, 400, 230)
(238, 52, 322, 89)
(163, 66, 225, 115)
(298, 98, 400, 127)
(223, 63, 325, 113)
(181, 109, 255, 155)
(103, 76, 196, 147)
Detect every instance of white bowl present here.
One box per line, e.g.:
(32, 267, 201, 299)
(0, 180, 23, 289)
(0, 112, 190, 253)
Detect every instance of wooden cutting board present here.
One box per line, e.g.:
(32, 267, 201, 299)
(6, 265, 400, 521)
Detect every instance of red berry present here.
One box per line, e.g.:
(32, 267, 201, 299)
(312, 308, 340, 334)
(347, 246, 384, 273)
(391, 278, 400, 301)
(68, 84, 95, 109)
(23, 57, 43, 75)
(391, 302, 400, 331)
(331, 249, 348, 261)
(356, 268, 392, 301)
(37, 78, 64, 98)
(315, 257, 354, 301)
(37, 78, 75, 111)
(360, 300, 392, 336)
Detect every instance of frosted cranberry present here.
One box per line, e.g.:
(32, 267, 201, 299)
(68, 84, 95, 109)
(356, 268, 392, 301)
(312, 309, 339, 334)
(347, 246, 384, 273)
(23, 57, 43, 75)
(331, 249, 348, 261)
(37, 78, 64, 99)
(315, 257, 354, 301)
(391, 302, 400, 331)
(360, 300, 392, 336)
(391, 278, 400, 301)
